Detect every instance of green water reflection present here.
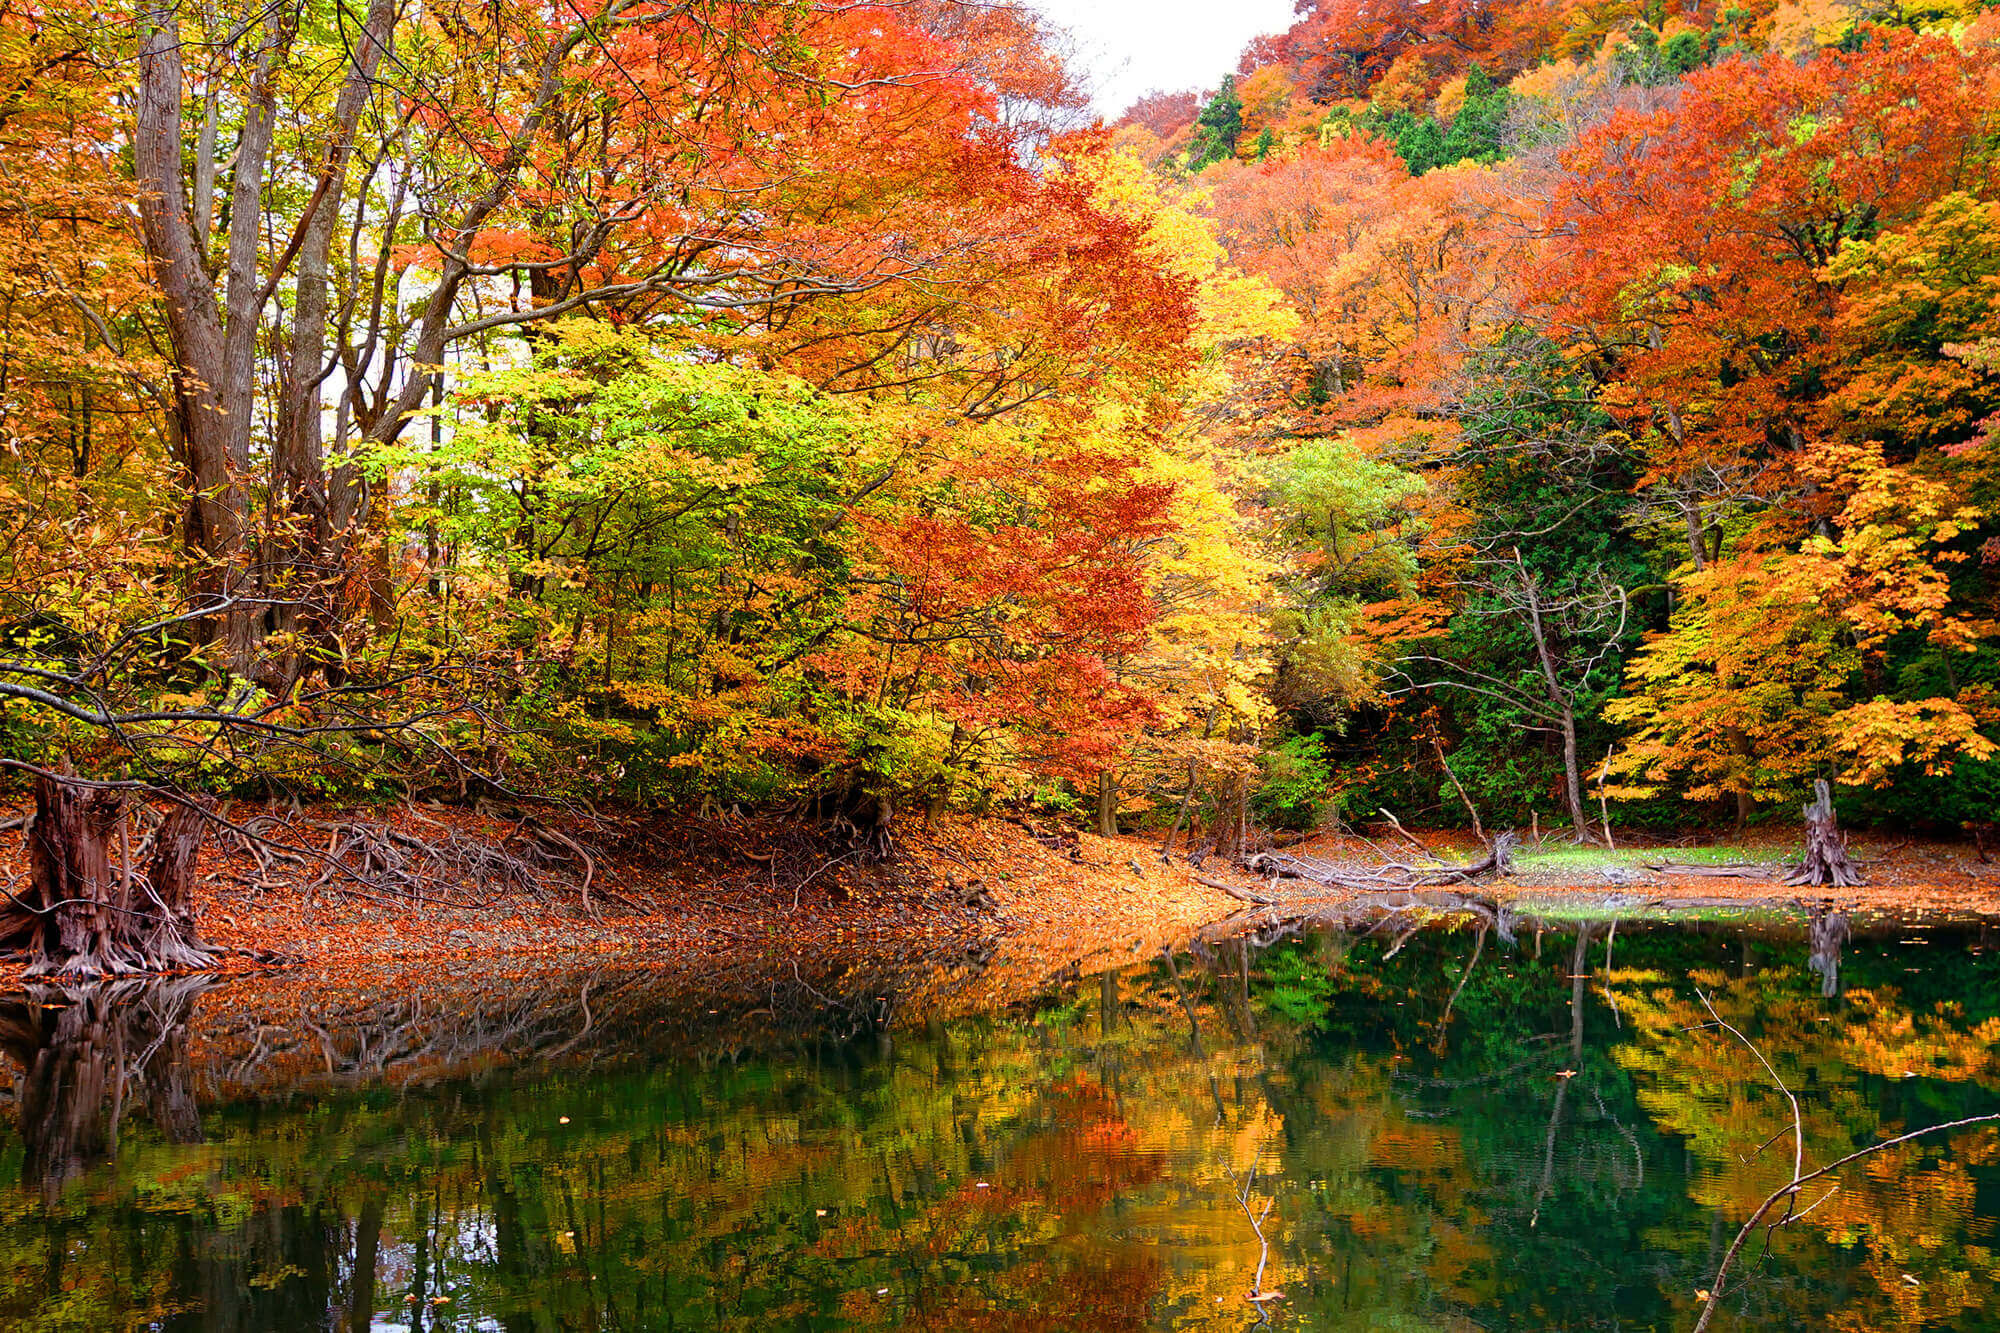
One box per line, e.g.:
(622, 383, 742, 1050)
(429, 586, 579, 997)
(0, 915, 1996, 1330)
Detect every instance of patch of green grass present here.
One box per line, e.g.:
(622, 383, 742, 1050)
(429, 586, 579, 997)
(1511, 842, 1798, 872)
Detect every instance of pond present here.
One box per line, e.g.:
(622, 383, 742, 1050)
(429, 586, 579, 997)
(0, 909, 1996, 1330)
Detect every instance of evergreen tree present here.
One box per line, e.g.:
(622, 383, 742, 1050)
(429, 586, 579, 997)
(1189, 75, 1244, 169)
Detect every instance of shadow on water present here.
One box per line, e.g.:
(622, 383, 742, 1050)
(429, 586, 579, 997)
(0, 904, 1995, 1330)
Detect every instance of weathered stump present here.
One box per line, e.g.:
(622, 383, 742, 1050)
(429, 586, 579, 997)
(1784, 779, 1861, 888)
(7, 776, 218, 977)
(137, 803, 217, 971)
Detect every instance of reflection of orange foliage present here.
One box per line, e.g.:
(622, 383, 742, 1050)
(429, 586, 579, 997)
(998, 1073, 1167, 1211)
(900, 1252, 1165, 1333)
(1615, 975, 2000, 1330)
(1841, 996, 2000, 1083)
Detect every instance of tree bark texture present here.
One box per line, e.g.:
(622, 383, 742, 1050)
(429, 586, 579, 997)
(8, 777, 217, 977)
(1785, 780, 1861, 888)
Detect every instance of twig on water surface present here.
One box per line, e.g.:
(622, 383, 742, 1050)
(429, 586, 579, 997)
(1229, 1165, 1283, 1319)
(1693, 989, 1803, 1182)
(1687, 990, 2000, 1331)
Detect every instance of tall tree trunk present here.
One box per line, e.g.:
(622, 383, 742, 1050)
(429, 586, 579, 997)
(1514, 553, 1593, 843)
(1728, 726, 1755, 834)
(1096, 770, 1118, 837)
(265, 0, 400, 694)
(1557, 705, 1588, 843)
(134, 3, 294, 679)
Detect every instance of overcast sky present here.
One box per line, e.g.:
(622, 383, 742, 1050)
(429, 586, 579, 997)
(1032, 0, 1300, 118)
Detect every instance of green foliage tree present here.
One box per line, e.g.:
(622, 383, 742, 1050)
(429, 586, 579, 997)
(1188, 75, 1244, 168)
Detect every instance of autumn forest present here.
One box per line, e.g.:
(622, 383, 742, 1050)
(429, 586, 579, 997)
(4, 0, 1999, 889)
(3, 1, 2000, 1328)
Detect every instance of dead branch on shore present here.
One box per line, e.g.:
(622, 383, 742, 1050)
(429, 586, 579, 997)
(1187, 828, 1526, 949)
(1641, 862, 1776, 879)
(1193, 874, 1275, 905)
(1242, 829, 1519, 892)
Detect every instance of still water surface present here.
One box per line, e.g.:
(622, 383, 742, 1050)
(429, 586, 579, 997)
(0, 912, 1996, 1330)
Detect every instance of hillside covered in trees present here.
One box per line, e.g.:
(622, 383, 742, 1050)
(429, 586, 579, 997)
(2, 0, 1999, 969)
(1115, 0, 2000, 842)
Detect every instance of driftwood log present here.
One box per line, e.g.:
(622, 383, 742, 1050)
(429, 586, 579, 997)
(1243, 830, 1518, 892)
(1185, 832, 1526, 949)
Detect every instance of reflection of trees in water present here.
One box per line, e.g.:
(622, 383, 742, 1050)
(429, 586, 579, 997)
(0, 946, 1223, 1330)
(181, 934, 1009, 1103)
(1807, 903, 1850, 997)
(0, 978, 209, 1201)
(0, 915, 1992, 1330)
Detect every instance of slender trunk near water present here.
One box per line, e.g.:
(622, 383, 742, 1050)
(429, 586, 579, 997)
(1516, 553, 1590, 842)
(1160, 759, 1196, 861)
(1431, 735, 1483, 841)
(1559, 706, 1588, 843)
(1728, 726, 1755, 834)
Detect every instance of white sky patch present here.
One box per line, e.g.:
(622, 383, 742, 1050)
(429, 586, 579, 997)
(1032, 0, 1301, 117)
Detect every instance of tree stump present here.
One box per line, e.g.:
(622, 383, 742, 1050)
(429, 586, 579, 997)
(137, 803, 217, 971)
(1785, 779, 1861, 888)
(8, 776, 218, 977)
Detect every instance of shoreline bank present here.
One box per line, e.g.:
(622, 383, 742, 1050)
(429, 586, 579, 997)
(2, 804, 1997, 985)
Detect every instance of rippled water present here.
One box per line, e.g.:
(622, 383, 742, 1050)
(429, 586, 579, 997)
(0, 910, 1996, 1330)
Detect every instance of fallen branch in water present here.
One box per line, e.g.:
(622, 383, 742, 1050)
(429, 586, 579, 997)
(1229, 1165, 1283, 1318)
(1689, 988, 2000, 1331)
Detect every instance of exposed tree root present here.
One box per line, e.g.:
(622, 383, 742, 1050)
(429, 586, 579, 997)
(256, 814, 603, 912)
